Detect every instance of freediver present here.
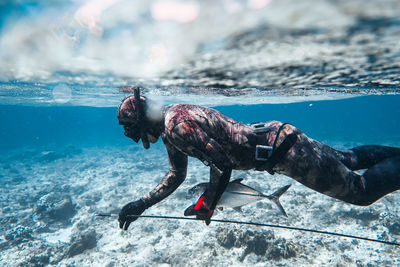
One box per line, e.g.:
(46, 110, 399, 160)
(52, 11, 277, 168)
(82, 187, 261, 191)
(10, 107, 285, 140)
(117, 88, 400, 230)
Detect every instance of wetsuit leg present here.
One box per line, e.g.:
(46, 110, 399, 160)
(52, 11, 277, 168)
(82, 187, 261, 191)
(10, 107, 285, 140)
(355, 156, 400, 205)
(274, 126, 400, 206)
(340, 145, 400, 170)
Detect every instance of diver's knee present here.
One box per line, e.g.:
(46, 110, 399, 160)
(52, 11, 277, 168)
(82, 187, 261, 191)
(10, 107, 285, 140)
(349, 199, 375, 206)
(341, 195, 377, 206)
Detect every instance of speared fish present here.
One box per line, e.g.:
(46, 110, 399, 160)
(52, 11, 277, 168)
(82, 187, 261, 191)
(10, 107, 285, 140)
(187, 178, 291, 216)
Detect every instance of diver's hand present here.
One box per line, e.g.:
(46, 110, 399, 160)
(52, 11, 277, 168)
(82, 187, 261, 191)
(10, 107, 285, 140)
(118, 199, 147, 230)
(184, 195, 214, 225)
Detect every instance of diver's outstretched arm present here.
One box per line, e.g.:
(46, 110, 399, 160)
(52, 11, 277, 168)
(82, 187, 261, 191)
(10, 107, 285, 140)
(118, 141, 187, 230)
(142, 141, 188, 207)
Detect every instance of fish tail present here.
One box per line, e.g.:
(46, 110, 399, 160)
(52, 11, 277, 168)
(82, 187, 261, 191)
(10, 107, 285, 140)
(265, 184, 291, 217)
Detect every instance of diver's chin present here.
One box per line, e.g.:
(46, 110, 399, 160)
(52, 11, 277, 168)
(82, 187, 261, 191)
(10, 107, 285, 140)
(147, 133, 159, 144)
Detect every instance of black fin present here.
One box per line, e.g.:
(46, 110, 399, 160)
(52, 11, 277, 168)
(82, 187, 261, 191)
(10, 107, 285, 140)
(217, 207, 223, 211)
(268, 184, 291, 217)
(184, 205, 197, 216)
(231, 178, 244, 183)
(233, 206, 242, 212)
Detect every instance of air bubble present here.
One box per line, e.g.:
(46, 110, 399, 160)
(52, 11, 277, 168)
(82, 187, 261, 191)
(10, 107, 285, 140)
(53, 84, 72, 104)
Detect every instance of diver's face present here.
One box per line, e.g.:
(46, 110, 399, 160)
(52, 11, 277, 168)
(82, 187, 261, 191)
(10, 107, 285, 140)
(123, 126, 140, 143)
(120, 120, 141, 143)
(121, 123, 159, 145)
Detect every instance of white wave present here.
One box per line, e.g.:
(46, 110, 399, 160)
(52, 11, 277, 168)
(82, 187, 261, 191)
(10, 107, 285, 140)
(0, 0, 354, 82)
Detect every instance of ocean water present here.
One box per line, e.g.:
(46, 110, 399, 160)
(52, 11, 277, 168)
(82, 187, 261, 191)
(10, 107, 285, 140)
(1, 93, 400, 266)
(1, 0, 400, 266)
(1, 94, 400, 151)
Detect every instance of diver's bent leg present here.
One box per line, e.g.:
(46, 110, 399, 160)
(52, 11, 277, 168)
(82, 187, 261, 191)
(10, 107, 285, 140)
(341, 145, 400, 171)
(352, 156, 400, 206)
(275, 129, 400, 206)
(312, 156, 400, 206)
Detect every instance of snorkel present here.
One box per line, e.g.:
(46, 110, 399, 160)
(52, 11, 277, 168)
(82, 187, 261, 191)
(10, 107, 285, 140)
(133, 88, 150, 149)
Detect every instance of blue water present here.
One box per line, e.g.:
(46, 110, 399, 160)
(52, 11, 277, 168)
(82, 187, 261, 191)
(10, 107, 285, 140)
(1, 93, 399, 265)
(1, 1, 400, 265)
(1, 95, 399, 152)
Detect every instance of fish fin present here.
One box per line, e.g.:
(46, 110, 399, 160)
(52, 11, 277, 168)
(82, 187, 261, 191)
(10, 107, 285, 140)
(231, 178, 244, 184)
(268, 184, 291, 217)
(269, 184, 291, 199)
(233, 206, 242, 212)
(184, 205, 197, 216)
(271, 198, 288, 217)
(218, 207, 223, 211)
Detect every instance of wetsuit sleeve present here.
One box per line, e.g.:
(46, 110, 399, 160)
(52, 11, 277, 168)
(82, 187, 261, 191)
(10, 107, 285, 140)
(141, 140, 188, 207)
(168, 120, 233, 210)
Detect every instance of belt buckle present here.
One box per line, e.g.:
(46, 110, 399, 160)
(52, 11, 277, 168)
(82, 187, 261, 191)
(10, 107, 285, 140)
(255, 145, 273, 161)
(251, 123, 270, 133)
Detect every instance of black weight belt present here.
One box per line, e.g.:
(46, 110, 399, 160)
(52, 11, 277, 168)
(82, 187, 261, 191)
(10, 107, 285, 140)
(254, 123, 298, 175)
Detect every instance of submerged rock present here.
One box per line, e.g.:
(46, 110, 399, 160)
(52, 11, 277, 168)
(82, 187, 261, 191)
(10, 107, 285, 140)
(216, 228, 237, 249)
(28, 255, 50, 266)
(38, 146, 82, 163)
(216, 227, 298, 262)
(34, 193, 76, 224)
(267, 239, 297, 260)
(4, 226, 34, 245)
(38, 151, 63, 163)
(387, 222, 400, 236)
(379, 212, 400, 236)
(67, 229, 97, 257)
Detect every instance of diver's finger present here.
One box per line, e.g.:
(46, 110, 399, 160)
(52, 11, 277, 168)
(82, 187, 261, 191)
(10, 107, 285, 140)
(123, 221, 131, 231)
(205, 219, 211, 226)
(119, 220, 124, 229)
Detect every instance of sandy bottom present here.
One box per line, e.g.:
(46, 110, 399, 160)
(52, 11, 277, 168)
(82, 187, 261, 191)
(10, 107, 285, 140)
(1, 143, 399, 266)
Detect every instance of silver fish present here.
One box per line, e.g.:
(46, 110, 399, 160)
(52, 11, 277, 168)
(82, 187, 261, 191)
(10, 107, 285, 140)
(187, 178, 291, 216)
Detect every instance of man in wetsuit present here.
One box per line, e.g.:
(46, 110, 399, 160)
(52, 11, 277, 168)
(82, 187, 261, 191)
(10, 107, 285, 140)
(117, 89, 400, 230)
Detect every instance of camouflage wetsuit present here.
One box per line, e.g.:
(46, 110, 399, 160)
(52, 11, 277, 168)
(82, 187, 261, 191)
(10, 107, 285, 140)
(138, 104, 400, 211)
